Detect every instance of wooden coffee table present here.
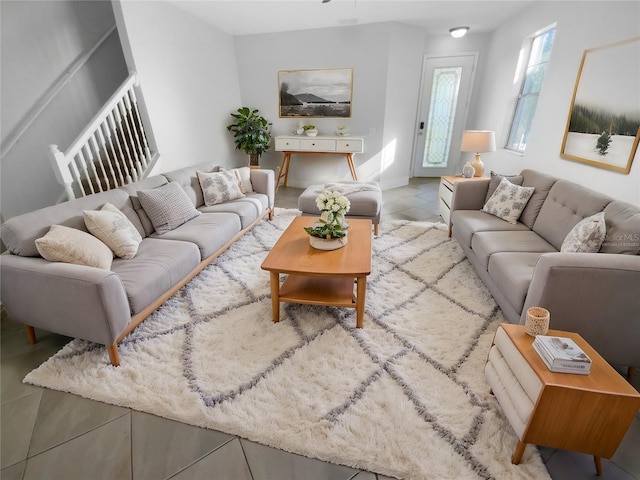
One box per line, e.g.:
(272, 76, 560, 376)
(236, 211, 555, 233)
(261, 216, 372, 327)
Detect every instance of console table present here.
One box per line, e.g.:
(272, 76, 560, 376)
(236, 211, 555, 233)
(485, 324, 640, 475)
(274, 135, 364, 191)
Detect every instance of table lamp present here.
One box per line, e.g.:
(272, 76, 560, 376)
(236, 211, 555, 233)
(461, 130, 496, 177)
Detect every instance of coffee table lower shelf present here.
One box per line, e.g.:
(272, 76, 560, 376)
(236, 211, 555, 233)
(279, 275, 356, 307)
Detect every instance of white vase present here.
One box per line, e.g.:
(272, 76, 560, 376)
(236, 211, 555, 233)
(309, 233, 348, 250)
(462, 162, 475, 178)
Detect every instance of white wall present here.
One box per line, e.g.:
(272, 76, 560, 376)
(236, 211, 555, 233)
(113, 0, 243, 174)
(0, 0, 128, 219)
(474, 1, 640, 204)
(234, 23, 395, 188)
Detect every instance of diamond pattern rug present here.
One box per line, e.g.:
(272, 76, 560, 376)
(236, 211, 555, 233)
(24, 209, 550, 480)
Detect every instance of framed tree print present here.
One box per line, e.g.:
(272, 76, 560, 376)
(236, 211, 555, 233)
(560, 36, 640, 173)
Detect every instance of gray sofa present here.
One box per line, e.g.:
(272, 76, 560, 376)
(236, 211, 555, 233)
(449, 169, 640, 368)
(0, 163, 274, 366)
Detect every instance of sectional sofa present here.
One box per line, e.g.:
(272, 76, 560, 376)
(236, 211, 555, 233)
(449, 169, 640, 368)
(0, 163, 274, 366)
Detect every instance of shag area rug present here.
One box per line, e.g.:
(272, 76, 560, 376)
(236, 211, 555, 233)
(25, 209, 550, 480)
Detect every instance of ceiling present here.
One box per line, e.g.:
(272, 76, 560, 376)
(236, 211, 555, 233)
(166, 0, 535, 37)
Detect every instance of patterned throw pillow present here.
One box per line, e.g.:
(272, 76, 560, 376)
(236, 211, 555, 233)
(561, 212, 606, 253)
(484, 171, 525, 203)
(137, 181, 201, 235)
(35, 225, 113, 270)
(482, 177, 535, 224)
(197, 170, 245, 206)
(83, 203, 143, 259)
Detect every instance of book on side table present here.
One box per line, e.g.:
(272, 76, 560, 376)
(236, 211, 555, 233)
(532, 335, 592, 374)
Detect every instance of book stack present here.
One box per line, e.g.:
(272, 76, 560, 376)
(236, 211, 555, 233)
(532, 335, 592, 375)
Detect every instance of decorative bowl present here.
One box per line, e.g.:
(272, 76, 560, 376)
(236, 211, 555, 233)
(305, 129, 318, 137)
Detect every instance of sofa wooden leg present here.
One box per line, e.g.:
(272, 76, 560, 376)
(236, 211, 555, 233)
(269, 209, 274, 221)
(107, 344, 120, 366)
(25, 325, 37, 344)
(628, 366, 636, 380)
(374, 223, 379, 235)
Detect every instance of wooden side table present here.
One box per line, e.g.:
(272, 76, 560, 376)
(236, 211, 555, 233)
(485, 324, 640, 475)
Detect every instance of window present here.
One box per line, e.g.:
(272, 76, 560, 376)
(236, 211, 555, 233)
(506, 27, 556, 152)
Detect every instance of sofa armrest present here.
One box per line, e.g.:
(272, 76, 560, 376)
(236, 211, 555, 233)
(250, 168, 275, 208)
(0, 255, 131, 346)
(522, 252, 640, 367)
(450, 179, 490, 212)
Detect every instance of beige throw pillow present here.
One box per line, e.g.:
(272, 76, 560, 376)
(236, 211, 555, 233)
(84, 203, 143, 259)
(138, 181, 201, 235)
(35, 225, 113, 270)
(561, 212, 606, 253)
(482, 177, 535, 225)
(197, 170, 245, 206)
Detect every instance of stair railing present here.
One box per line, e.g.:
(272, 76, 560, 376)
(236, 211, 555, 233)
(49, 72, 159, 200)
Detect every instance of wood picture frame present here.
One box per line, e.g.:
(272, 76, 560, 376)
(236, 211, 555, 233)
(560, 36, 640, 174)
(278, 68, 353, 118)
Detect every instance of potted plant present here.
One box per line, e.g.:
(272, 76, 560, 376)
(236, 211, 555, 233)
(304, 190, 351, 250)
(302, 124, 318, 137)
(226, 107, 272, 167)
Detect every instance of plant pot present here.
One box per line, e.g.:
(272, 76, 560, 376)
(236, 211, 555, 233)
(305, 129, 318, 137)
(309, 234, 348, 251)
(249, 153, 260, 167)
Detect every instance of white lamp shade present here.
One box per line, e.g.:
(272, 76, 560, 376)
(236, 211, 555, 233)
(461, 130, 496, 153)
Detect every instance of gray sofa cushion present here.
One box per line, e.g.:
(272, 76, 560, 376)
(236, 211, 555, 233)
(0, 189, 134, 257)
(488, 252, 544, 314)
(519, 170, 558, 229)
(149, 212, 241, 259)
(451, 210, 529, 248)
(199, 195, 267, 229)
(600, 201, 640, 255)
(162, 162, 218, 208)
(137, 182, 201, 235)
(111, 238, 201, 315)
(471, 231, 556, 271)
(119, 175, 168, 237)
(532, 180, 612, 250)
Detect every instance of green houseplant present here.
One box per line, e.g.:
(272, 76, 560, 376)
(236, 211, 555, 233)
(226, 107, 272, 166)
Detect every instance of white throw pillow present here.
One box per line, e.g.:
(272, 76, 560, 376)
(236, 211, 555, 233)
(197, 170, 245, 206)
(35, 225, 113, 270)
(220, 167, 254, 193)
(138, 181, 201, 235)
(83, 203, 143, 259)
(482, 177, 535, 225)
(561, 212, 607, 253)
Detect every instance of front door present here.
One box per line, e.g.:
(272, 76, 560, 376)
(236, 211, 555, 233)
(412, 54, 477, 177)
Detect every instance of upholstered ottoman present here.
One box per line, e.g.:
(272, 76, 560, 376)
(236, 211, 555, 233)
(298, 181, 382, 235)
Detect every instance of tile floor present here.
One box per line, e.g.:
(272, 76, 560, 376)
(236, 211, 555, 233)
(2, 177, 638, 480)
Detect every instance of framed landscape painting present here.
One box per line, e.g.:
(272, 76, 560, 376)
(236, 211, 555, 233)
(279, 68, 353, 118)
(560, 36, 640, 173)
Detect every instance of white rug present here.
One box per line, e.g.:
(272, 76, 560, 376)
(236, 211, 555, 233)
(25, 209, 550, 480)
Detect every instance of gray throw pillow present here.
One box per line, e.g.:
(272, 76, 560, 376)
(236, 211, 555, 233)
(137, 182, 200, 235)
(482, 177, 535, 225)
(561, 212, 606, 253)
(485, 171, 524, 203)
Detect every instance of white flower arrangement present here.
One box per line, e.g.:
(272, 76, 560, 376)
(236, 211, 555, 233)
(304, 190, 351, 239)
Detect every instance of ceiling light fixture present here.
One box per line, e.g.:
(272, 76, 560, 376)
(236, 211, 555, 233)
(449, 27, 469, 38)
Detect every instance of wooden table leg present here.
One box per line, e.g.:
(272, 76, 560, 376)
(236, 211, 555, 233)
(355, 275, 367, 328)
(275, 152, 291, 192)
(269, 271, 281, 322)
(512, 439, 526, 464)
(594, 456, 602, 476)
(346, 153, 358, 180)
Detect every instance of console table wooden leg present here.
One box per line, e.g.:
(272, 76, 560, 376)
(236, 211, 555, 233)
(346, 153, 358, 180)
(270, 272, 281, 323)
(594, 456, 602, 476)
(512, 439, 526, 465)
(355, 275, 367, 328)
(25, 325, 37, 344)
(276, 152, 291, 192)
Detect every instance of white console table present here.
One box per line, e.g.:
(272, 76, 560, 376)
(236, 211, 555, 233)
(274, 135, 364, 191)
